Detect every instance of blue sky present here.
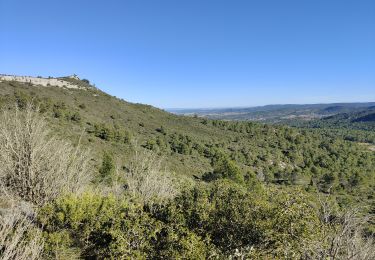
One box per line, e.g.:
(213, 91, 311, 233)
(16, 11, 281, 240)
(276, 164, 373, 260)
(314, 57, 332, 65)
(1, 0, 374, 108)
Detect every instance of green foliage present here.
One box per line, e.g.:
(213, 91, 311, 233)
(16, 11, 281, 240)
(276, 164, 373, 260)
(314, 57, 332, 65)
(87, 123, 131, 143)
(202, 151, 244, 183)
(99, 152, 115, 183)
(69, 111, 81, 122)
(144, 139, 158, 151)
(92, 123, 113, 140)
(81, 79, 90, 84)
(212, 154, 243, 183)
(151, 226, 210, 259)
(152, 181, 321, 257)
(39, 193, 156, 259)
(14, 90, 29, 109)
(38, 184, 324, 258)
(38, 192, 212, 259)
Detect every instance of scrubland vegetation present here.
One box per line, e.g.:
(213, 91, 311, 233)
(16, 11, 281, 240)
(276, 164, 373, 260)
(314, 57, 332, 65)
(0, 80, 374, 259)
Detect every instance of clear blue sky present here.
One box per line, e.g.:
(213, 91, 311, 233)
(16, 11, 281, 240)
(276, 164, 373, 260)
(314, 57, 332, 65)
(1, 0, 374, 108)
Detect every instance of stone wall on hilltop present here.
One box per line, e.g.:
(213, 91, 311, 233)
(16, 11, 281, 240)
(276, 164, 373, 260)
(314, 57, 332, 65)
(0, 75, 83, 89)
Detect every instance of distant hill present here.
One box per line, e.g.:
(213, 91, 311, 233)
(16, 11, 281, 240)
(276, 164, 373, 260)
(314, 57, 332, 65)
(299, 107, 375, 131)
(323, 109, 375, 123)
(353, 111, 375, 122)
(322, 105, 347, 113)
(168, 102, 375, 123)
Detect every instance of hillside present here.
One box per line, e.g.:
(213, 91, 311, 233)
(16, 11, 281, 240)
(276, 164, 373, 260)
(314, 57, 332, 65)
(282, 108, 375, 147)
(170, 102, 375, 145)
(326, 109, 375, 123)
(0, 76, 374, 187)
(1, 75, 375, 258)
(0, 76, 238, 176)
(303, 108, 375, 129)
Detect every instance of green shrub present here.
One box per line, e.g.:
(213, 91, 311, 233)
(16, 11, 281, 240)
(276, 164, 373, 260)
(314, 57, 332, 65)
(38, 192, 213, 259)
(70, 112, 81, 122)
(151, 225, 211, 259)
(39, 193, 158, 259)
(153, 181, 321, 257)
(99, 152, 115, 183)
(203, 151, 244, 183)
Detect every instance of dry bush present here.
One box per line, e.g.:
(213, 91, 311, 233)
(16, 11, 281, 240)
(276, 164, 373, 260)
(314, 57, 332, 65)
(303, 195, 375, 260)
(124, 146, 178, 204)
(0, 104, 92, 206)
(0, 202, 43, 260)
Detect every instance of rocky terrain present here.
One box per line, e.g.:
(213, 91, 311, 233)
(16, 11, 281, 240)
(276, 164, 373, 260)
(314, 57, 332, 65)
(0, 74, 85, 89)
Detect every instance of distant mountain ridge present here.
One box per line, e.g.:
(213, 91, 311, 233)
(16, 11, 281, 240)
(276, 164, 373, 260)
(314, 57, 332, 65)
(168, 102, 375, 123)
(322, 108, 375, 122)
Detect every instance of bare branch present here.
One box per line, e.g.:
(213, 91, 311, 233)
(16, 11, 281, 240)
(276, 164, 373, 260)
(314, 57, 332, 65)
(0, 103, 92, 206)
(124, 145, 179, 204)
(0, 201, 43, 260)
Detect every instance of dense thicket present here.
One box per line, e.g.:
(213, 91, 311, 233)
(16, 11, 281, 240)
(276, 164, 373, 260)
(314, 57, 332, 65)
(38, 182, 375, 259)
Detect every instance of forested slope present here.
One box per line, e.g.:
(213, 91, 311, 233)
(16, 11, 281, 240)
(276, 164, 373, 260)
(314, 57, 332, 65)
(1, 77, 374, 259)
(1, 79, 374, 195)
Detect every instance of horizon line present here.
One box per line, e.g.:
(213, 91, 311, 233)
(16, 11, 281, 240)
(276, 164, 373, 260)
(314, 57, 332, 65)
(164, 101, 375, 111)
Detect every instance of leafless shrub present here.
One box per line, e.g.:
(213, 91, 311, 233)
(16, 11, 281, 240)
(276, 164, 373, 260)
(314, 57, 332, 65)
(0, 202, 44, 260)
(304, 194, 375, 260)
(124, 146, 178, 204)
(0, 104, 92, 206)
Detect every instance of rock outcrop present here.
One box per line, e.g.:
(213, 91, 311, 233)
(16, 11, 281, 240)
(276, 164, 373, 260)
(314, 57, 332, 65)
(0, 74, 83, 89)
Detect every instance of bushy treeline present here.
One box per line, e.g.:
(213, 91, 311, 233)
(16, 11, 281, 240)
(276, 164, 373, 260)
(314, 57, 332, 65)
(86, 122, 131, 143)
(144, 120, 375, 201)
(36, 181, 375, 259)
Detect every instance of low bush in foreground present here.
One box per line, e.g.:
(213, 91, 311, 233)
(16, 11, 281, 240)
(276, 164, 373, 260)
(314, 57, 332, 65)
(37, 181, 375, 259)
